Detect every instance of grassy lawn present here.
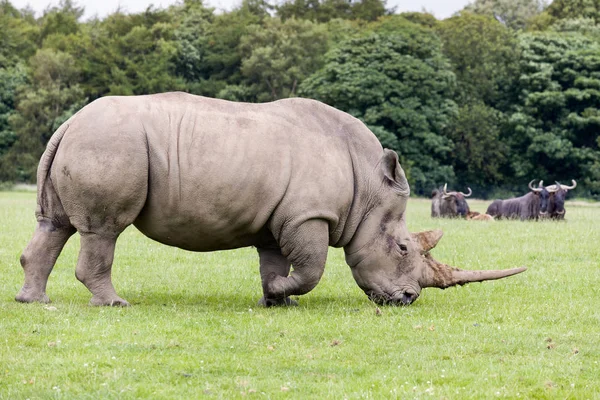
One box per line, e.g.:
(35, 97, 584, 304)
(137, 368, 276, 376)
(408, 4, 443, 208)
(1, 191, 599, 399)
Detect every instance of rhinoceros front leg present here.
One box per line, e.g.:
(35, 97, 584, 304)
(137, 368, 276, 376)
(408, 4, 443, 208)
(16, 220, 75, 304)
(257, 247, 296, 307)
(260, 219, 328, 305)
(75, 233, 129, 306)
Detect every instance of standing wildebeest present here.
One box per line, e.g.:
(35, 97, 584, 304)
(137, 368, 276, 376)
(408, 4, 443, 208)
(486, 180, 548, 220)
(540, 180, 577, 220)
(431, 184, 472, 218)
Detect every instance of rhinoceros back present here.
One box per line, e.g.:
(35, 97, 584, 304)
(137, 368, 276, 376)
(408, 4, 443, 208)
(122, 93, 362, 251)
(45, 93, 379, 251)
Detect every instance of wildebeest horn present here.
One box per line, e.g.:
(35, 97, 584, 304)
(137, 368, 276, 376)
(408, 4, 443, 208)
(422, 263, 527, 289)
(557, 180, 577, 190)
(442, 183, 457, 198)
(460, 187, 472, 197)
(528, 179, 542, 192)
(546, 181, 558, 193)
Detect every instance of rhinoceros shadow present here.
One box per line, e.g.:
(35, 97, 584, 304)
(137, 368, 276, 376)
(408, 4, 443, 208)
(111, 290, 370, 309)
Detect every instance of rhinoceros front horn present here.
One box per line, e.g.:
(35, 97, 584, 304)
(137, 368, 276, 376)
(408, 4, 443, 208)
(422, 263, 527, 289)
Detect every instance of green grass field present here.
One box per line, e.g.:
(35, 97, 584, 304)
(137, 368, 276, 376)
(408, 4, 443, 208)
(1, 191, 599, 399)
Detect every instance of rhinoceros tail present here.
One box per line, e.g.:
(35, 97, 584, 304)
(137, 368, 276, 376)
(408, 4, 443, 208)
(35, 121, 70, 219)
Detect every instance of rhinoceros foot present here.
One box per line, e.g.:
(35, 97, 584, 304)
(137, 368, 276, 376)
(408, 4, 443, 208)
(258, 296, 298, 307)
(15, 287, 50, 304)
(89, 295, 131, 307)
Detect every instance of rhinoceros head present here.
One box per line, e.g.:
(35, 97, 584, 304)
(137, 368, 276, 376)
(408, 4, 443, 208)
(344, 149, 526, 306)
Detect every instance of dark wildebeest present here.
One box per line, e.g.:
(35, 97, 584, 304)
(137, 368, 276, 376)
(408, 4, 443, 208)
(486, 180, 548, 220)
(540, 180, 577, 220)
(431, 183, 472, 218)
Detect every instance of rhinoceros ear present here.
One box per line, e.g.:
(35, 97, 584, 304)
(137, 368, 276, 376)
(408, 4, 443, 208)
(411, 230, 443, 254)
(381, 149, 410, 196)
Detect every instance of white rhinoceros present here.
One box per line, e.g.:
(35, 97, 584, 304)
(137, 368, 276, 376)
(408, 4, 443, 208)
(16, 93, 525, 307)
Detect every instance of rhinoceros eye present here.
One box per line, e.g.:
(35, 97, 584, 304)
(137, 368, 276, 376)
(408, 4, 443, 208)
(396, 241, 408, 256)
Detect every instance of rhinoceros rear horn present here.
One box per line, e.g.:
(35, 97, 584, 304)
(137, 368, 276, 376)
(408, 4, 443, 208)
(422, 263, 527, 289)
(381, 149, 410, 196)
(412, 230, 443, 254)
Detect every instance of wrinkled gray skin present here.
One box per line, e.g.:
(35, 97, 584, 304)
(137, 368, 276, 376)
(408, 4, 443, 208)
(17, 93, 526, 307)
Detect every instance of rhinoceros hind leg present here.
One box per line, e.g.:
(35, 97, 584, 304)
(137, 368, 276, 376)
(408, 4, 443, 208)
(16, 219, 75, 304)
(261, 219, 328, 301)
(75, 232, 130, 307)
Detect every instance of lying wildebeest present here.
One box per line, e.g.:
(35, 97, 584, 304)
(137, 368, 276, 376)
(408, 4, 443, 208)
(540, 180, 576, 220)
(431, 184, 472, 218)
(17, 93, 525, 307)
(486, 180, 548, 220)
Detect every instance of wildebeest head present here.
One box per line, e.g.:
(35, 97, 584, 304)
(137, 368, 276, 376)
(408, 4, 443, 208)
(534, 180, 552, 218)
(544, 180, 576, 219)
(526, 179, 550, 218)
(345, 150, 526, 306)
(437, 183, 472, 217)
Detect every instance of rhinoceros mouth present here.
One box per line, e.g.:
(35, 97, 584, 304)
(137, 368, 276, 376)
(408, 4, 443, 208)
(366, 290, 418, 306)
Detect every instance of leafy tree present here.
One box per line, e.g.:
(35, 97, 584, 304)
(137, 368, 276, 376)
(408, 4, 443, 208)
(550, 17, 600, 38)
(56, 7, 183, 98)
(449, 102, 508, 189)
(0, 49, 86, 182)
(0, 63, 26, 158)
(351, 0, 388, 21)
(399, 12, 438, 28)
(529, 0, 600, 30)
(171, 0, 265, 97)
(546, 0, 600, 22)
(0, 1, 36, 161)
(171, 0, 216, 84)
(277, 0, 349, 22)
(436, 12, 521, 191)
(437, 12, 520, 108)
(0, 0, 39, 68)
(507, 32, 600, 195)
(276, 0, 389, 23)
(323, 17, 361, 45)
(462, 0, 548, 30)
(220, 18, 328, 102)
(236, 0, 273, 19)
(300, 17, 458, 193)
(38, 0, 83, 43)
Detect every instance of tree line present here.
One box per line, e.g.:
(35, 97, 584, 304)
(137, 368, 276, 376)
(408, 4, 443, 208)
(1, 0, 599, 198)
